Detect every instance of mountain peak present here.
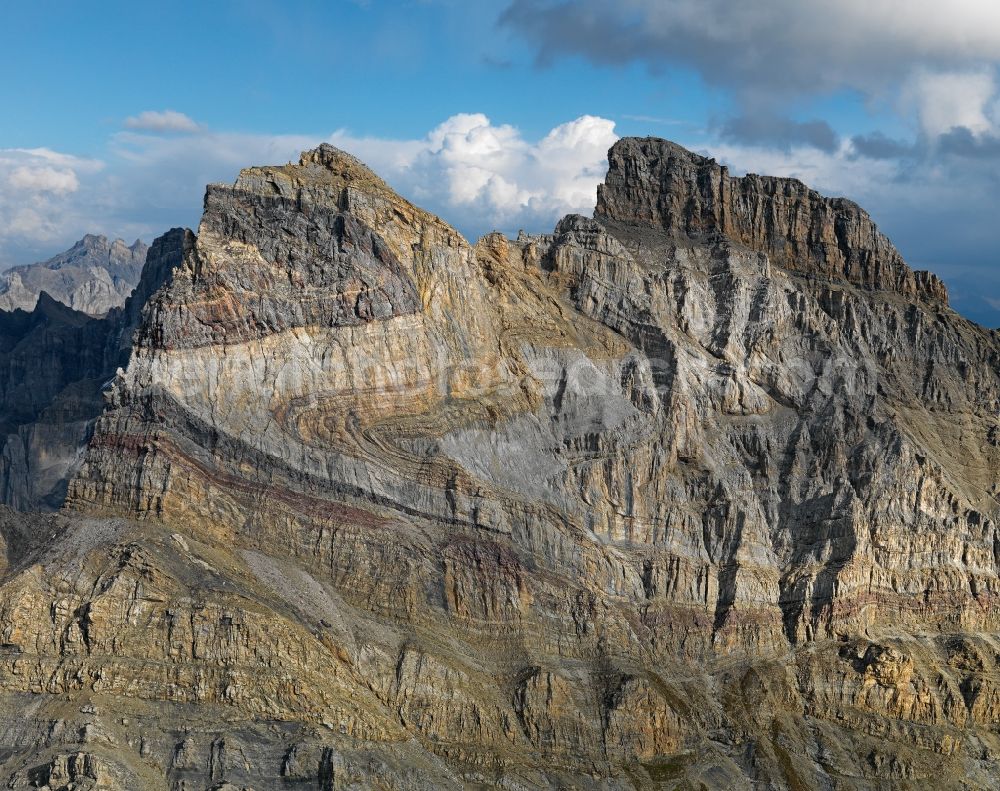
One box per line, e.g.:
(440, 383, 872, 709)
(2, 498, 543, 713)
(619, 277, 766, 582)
(596, 136, 948, 303)
(299, 142, 376, 175)
(222, 142, 396, 202)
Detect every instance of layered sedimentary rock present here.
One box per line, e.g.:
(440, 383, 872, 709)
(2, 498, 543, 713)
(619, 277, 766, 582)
(0, 230, 191, 510)
(0, 139, 998, 788)
(0, 235, 149, 316)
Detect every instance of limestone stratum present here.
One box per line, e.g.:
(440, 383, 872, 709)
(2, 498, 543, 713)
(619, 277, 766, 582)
(0, 137, 999, 789)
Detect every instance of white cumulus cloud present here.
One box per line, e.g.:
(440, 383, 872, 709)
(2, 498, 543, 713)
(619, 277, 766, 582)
(903, 70, 998, 137)
(0, 149, 105, 264)
(332, 113, 618, 233)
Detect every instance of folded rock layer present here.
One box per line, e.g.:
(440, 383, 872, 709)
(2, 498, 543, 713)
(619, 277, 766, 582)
(0, 139, 999, 789)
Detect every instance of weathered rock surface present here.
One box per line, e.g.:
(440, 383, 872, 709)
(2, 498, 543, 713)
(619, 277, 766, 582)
(0, 235, 148, 316)
(0, 139, 998, 788)
(598, 137, 949, 302)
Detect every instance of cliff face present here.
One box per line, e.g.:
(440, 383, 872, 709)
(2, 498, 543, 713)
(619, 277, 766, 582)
(0, 140, 998, 789)
(0, 235, 149, 316)
(597, 137, 949, 302)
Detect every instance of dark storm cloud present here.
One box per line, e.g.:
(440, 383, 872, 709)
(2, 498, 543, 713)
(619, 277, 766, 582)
(849, 133, 916, 161)
(936, 128, 1000, 159)
(500, 0, 1000, 100)
(718, 116, 839, 152)
(850, 128, 1000, 164)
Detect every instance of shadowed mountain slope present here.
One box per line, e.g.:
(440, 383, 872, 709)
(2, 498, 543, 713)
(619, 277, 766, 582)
(0, 230, 192, 510)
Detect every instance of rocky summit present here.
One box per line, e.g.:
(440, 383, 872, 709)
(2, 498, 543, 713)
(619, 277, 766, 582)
(0, 137, 998, 789)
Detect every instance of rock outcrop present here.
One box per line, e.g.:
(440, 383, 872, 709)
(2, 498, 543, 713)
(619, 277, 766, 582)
(598, 137, 949, 302)
(0, 235, 149, 316)
(0, 139, 998, 788)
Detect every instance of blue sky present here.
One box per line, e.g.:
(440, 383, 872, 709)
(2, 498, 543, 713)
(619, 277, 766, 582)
(3, 0, 1000, 325)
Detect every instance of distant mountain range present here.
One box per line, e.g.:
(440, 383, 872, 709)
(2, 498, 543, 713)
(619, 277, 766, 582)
(0, 234, 148, 316)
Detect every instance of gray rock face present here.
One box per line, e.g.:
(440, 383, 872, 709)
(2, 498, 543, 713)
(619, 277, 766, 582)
(0, 139, 1000, 788)
(0, 235, 149, 316)
(598, 137, 948, 302)
(144, 176, 420, 349)
(0, 229, 191, 510)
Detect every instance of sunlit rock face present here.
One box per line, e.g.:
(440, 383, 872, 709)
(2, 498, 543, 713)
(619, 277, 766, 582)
(0, 139, 998, 789)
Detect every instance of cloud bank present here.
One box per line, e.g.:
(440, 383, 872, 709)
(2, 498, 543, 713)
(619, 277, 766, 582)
(501, 0, 1000, 102)
(0, 111, 618, 268)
